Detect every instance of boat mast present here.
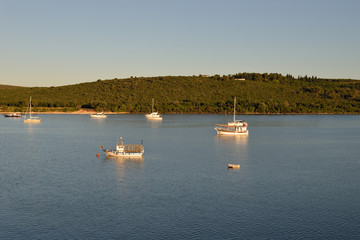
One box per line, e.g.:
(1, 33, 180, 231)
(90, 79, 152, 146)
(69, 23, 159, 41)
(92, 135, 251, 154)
(152, 98, 154, 112)
(29, 96, 32, 118)
(233, 97, 236, 122)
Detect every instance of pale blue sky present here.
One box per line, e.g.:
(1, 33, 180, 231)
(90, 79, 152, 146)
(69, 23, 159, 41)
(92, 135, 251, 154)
(1, 0, 359, 87)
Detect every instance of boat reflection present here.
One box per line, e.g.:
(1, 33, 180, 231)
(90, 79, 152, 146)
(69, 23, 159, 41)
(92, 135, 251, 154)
(25, 122, 40, 134)
(150, 120, 162, 128)
(106, 155, 144, 163)
(91, 116, 106, 127)
(103, 156, 144, 181)
(214, 135, 249, 161)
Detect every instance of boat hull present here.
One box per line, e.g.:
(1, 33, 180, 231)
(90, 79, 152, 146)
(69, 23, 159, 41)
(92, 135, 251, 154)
(105, 151, 143, 158)
(145, 116, 162, 120)
(24, 119, 41, 123)
(4, 112, 22, 118)
(90, 115, 106, 118)
(215, 128, 248, 136)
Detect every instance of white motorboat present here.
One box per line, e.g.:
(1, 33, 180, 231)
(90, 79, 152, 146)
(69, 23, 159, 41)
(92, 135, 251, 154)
(90, 112, 107, 118)
(101, 137, 144, 158)
(145, 111, 162, 120)
(214, 97, 248, 136)
(145, 98, 162, 120)
(24, 97, 41, 123)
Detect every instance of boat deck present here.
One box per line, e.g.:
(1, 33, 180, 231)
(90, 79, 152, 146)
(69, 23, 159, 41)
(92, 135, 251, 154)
(122, 144, 144, 153)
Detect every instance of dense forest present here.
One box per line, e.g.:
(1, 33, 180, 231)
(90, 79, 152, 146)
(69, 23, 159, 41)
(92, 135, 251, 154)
(0, 73, 359, 114)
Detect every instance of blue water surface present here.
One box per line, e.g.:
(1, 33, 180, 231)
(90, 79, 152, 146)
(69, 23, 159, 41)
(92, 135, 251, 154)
(1, 114, 359, 239)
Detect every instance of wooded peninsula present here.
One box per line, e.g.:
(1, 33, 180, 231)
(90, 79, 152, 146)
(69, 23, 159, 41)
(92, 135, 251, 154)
(1, 73, 359, 114)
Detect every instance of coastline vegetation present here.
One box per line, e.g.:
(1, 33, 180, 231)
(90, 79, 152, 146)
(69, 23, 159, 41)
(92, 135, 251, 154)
(0, 73, 359, 114)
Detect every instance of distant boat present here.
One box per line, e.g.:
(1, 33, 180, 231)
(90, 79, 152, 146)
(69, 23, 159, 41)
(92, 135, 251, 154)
(214, 97, 248, 136)
(145, 98, 162, 120)
(24, 97, 41, 123)
(4, 112, 22, 118)
(90, 112, 107, 118)
(101, 137, 144, 158)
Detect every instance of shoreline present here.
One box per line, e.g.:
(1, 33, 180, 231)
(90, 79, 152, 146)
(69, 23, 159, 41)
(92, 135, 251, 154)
(1, 110, 358, 115)
(1, 109, 129, 115)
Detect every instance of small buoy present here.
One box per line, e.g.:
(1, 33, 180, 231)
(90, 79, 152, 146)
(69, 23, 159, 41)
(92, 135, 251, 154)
(228, 164, 240, 169)
(96, 153, 100, 157)
(100, 145, 103, 149)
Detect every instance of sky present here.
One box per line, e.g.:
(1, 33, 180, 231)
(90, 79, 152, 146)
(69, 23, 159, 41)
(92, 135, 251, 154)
(1, 0, 359, 87)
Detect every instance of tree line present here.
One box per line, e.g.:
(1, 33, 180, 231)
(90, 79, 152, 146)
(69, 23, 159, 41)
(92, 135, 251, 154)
(0, 73, 359, 114)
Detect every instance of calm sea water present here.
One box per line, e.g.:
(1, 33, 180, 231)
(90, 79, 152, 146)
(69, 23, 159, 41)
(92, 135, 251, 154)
(1, 114, 359, 239)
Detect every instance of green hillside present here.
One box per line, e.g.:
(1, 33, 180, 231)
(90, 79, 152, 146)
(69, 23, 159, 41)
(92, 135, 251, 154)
(1, 73, 359, 114)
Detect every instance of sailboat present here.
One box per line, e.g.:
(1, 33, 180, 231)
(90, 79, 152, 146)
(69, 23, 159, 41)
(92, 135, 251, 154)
(145, 98, 162, 120)
(24, 97, 41, 123)
(214, 97, 248, 135)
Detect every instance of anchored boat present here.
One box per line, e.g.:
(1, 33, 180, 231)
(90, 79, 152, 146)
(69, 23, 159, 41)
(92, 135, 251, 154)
(145, 98, 162, 120)
(24, 97, 41, 123)
(101, 137, 144, 157)
(215, 97, 248, 136)
(4, 112, 22, 118)
(90, 112, 107, 118)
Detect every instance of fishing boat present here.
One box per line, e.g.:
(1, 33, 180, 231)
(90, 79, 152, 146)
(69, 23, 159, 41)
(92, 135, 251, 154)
(90, 112, 107, 118)
(214, 97, 248, 135)
(145, 98, 162, 120)
(24, 97, 41, 123)
(4, 112, 22, 118)
(101, 137, 144, 157)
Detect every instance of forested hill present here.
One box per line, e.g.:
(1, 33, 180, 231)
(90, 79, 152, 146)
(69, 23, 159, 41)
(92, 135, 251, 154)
(1, 73, 359, 114)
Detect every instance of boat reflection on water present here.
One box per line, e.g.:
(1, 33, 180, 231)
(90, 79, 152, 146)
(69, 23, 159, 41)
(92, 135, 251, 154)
(105, 156, 144, 181)
(150, 120, 162, 128)
(111, 156, 144, 170)
(25, 121, 40, 135)
(214, 135, 249, 162)
(106, 155, 144, 163)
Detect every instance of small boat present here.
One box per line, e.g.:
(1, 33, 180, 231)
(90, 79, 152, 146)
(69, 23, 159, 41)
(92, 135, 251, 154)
(24, 97, 41, 123)
(90, 112, 107, 118)
(145, 98, 162, 120)
(228, 164, 240, 169)
(101, 137, 144, 158)
(145, 111, 162, 120)
(215, 97, 248, 136)
(4, 112, 22, 118)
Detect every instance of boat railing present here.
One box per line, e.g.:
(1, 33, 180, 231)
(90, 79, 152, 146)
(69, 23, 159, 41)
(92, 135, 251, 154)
(123, 144, 144, 153)
(215, 123, 236, 129)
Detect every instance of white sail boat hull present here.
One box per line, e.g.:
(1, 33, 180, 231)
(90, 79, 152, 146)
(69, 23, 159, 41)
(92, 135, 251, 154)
(24, 118, 41, 123)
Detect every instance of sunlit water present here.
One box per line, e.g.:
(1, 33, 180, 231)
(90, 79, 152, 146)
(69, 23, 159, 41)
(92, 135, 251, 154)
(1, 114, 360, 239)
